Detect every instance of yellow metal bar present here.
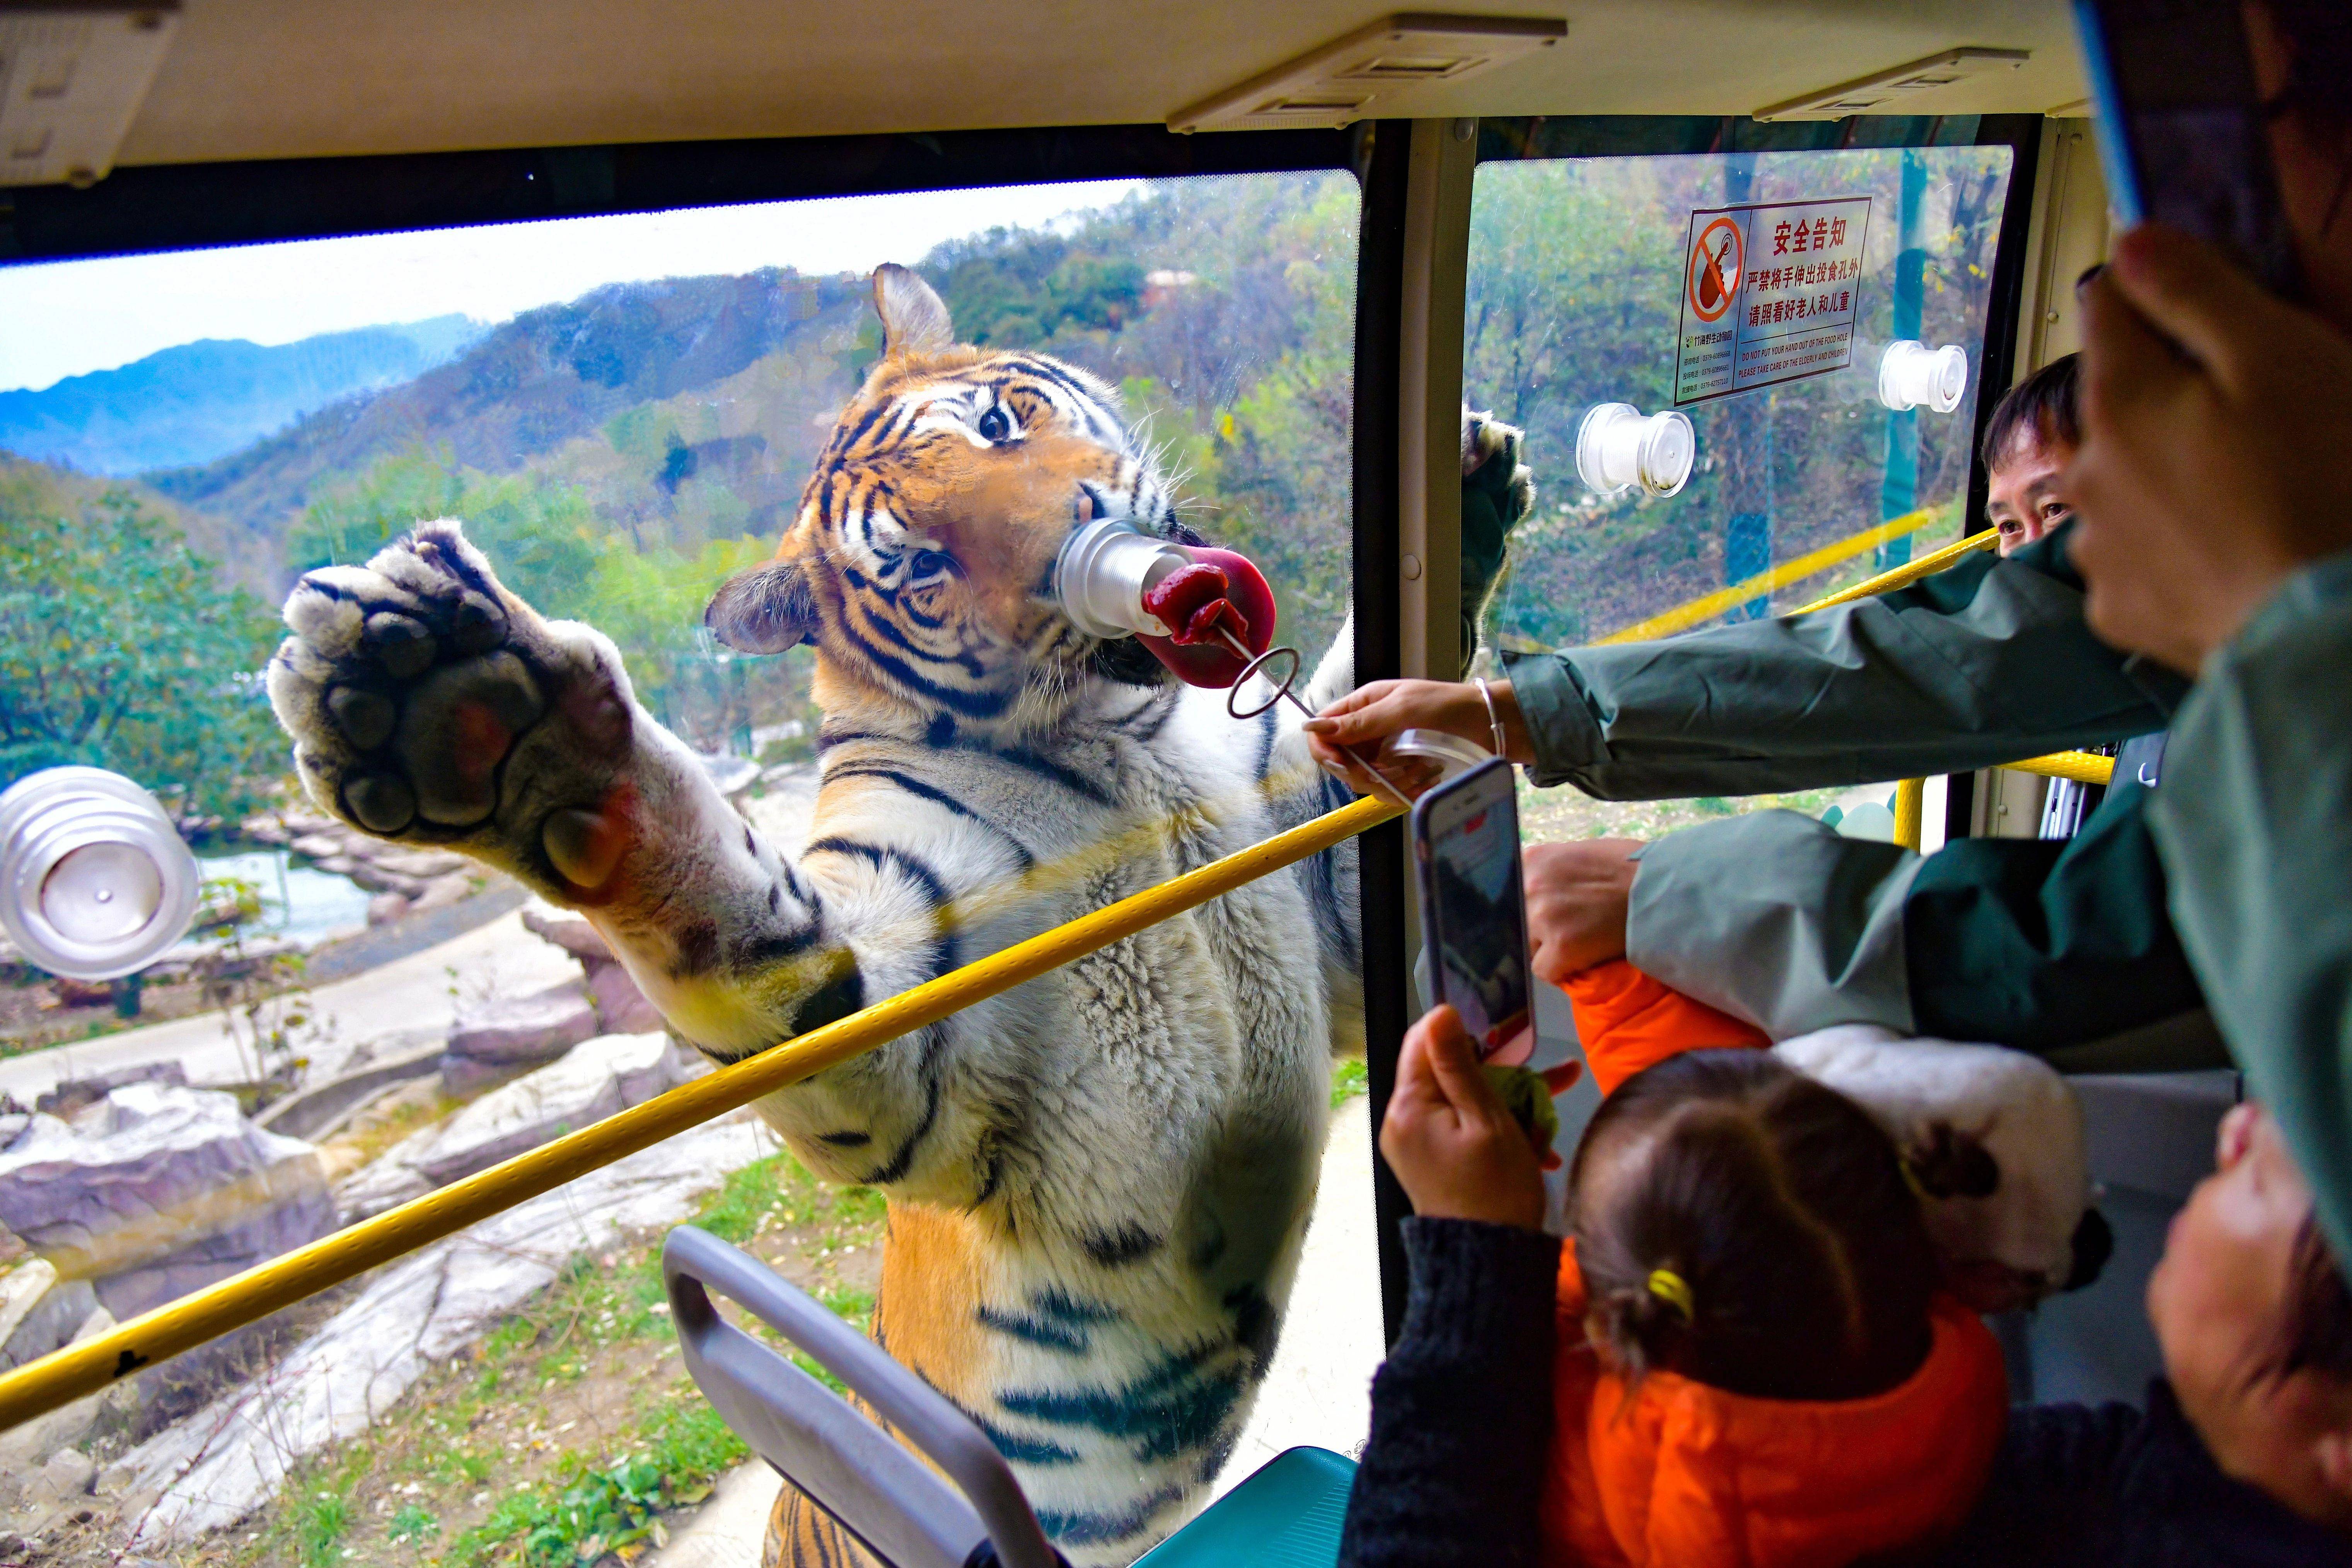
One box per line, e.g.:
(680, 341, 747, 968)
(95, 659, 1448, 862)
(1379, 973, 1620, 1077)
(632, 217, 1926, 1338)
(2002, 750, 2117, 786)
(1596, 505, 1953, 645)
(1892, 778, 1926, 851)
(0, 793, 1402, 1435)
(1786, 527, 2001, 617)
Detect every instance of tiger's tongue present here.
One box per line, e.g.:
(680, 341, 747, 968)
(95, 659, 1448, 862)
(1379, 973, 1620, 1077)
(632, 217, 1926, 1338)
(1136, 548, 1277, 689)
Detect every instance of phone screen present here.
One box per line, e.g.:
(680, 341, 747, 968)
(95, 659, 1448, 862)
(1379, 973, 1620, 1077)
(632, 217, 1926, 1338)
(1414, 761, 1533, 1065)
(2076, 0, 2299, 295)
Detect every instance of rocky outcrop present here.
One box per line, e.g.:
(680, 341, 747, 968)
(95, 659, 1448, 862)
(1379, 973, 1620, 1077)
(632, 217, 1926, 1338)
(336, 1032, 704, 1220)
(519, 907, 664, 1033)
(118, 1115, 779, 1545)
(438, 979, 603, 1095)
(0, 1259, 99, 1374)
(0, 1083, 335, 1320)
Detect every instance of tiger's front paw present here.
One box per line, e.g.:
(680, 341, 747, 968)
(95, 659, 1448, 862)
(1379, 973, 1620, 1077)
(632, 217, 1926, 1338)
(267, 521, 638, 894)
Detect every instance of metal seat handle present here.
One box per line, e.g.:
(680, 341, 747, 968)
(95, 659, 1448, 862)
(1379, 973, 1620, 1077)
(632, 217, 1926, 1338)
(663, 1227, 1060, 1568)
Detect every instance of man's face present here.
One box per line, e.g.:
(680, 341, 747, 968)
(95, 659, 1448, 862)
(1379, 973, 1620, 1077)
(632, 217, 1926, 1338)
(2147, 1103, 2348, 1515)
(1985, 432, 2076, 556)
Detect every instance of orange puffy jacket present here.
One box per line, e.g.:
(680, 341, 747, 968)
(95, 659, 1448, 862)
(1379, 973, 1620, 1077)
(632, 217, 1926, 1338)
(1540, 1246, 2009, 1568)
(1563, 960, 1769, 1096)
(1544, 961, 2010, 1566)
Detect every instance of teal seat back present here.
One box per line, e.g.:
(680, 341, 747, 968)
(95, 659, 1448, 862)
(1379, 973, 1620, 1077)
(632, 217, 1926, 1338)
(1134, 1445, 1357, 1568)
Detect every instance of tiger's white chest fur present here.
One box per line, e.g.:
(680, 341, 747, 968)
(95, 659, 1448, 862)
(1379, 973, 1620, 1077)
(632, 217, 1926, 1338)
(735, 674, 1352, 1561)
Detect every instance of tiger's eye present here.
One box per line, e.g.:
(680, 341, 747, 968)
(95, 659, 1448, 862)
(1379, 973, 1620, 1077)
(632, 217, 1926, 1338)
(977, 407, 1011, 443)
(911, 549, 953, 579)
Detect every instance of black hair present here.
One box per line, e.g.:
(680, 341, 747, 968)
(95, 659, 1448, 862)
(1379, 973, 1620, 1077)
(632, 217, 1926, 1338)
(1567, 1049, 1940, 1403)
(2260, 2, 2352, 136)
(1979, 353, 2081, 473)
(2266, 1213, 2352, 1385)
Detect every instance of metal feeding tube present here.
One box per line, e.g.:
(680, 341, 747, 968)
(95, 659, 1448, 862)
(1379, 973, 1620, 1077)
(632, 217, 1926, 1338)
(1054, 519, 1419, 807)
(1211, 628, 1417, 809)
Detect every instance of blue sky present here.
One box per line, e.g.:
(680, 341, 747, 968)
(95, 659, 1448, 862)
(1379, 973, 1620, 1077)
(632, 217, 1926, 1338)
(0, 178, 1142, 394)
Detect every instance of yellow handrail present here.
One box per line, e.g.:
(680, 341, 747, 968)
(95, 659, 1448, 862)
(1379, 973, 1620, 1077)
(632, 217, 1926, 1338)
(2002, 750, 2117, 787)
(1786, 527, 2000, 616)
(1595, 504, 1966, 645)
(0, 793, 1402, 1434)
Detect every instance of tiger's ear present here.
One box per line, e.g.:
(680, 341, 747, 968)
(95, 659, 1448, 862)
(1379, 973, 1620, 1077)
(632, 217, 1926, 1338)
(873, 263, 955, 358)
(706, 555, 820, 653)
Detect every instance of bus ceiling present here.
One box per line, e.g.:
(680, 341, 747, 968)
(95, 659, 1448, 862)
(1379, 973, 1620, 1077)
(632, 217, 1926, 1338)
(0, 2, 2099, 180)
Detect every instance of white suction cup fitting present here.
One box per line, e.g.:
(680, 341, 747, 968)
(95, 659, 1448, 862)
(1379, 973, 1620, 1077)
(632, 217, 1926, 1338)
(1878, 341, 1969, 413)
(0, 767, 200, 981)
(1576, 403, 1696, 498)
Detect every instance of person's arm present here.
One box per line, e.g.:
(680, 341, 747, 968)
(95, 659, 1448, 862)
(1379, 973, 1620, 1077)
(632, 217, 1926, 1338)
(2149, 551, 2352, 1261)
(1337, 1217, 1562, 1568)
(1624, 782, 2205, 1050)
(1503, 519, 2186, 800)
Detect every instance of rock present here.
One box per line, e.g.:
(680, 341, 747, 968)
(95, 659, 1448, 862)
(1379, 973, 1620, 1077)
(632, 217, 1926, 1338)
(372, 847, 467, 879)
(0, 1259, 98, 1373)
(36, 1061, 188, 1119)
(409, 870, 478, 916)
(417, 1032, 696, 1187)
(0, 1084, 336, 1321)
(520, 907, 613, 964)
(288, 833, 346, 861)
(255, 1040, 446, 1143)
(588, 959, 666, 1033)
(239, 818, 293, 846)
(341, 862, 426, 898)
(332, 1122, 440, 1223)
(338, 1032, 699, 1222)
(519, 906, 665, 1033)
(0, 1305, 120, 1474)
(367, 891, 412, 926)
(121, 1116, 778, 1546)
(438, 979, 599, 1095)
(34, 1446, 95, 1501)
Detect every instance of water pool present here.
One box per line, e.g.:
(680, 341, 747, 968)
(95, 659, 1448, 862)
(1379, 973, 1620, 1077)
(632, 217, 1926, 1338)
(195, 846, 375, 949)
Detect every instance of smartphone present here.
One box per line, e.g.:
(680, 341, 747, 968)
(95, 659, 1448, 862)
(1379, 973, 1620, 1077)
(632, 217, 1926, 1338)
(1412, 759, 1534, 1067)
(2074, 0, 2300, 296)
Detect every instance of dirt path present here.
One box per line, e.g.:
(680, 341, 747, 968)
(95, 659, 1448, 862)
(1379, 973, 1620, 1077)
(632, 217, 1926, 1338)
(0, 906, 578, 1104)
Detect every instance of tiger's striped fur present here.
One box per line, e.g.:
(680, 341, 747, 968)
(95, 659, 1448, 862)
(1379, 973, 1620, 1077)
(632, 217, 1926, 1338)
(268, 263, 1525, 1563)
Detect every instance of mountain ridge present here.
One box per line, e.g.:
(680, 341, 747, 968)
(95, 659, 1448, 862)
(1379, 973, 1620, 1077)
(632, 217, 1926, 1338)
(0, 317, 485, 476)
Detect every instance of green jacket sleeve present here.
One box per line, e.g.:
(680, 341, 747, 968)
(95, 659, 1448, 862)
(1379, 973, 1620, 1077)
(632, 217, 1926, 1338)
(1502, 522, 2188, 800)
(1625, 810, 1922, 1037)
(2148, 550, 2352, 1263)
(1627, 775, 2206, 1050)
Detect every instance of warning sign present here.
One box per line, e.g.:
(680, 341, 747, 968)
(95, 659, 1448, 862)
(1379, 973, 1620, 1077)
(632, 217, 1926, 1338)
(1672, 196, 1872, 405)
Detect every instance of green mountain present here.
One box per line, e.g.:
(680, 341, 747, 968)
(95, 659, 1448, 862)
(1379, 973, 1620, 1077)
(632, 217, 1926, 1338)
(0, 317, 483, 477)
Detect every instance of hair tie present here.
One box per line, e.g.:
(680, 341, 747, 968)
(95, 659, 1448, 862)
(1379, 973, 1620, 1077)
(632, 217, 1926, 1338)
(1646, 1268, 1694, 1322)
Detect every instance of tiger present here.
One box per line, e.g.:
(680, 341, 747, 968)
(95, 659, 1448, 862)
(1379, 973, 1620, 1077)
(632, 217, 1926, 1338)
(266, 262, 1525, 1566)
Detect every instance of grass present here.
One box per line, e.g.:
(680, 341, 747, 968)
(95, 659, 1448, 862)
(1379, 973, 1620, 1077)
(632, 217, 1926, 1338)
(1330, 1058, 1369, 1108)
(189, 1144, 890, 1568)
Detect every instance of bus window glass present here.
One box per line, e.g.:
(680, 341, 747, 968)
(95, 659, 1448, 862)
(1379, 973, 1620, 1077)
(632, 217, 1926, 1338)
(1463, 143, 2014, 843)
(0, 169, 1374, 1563)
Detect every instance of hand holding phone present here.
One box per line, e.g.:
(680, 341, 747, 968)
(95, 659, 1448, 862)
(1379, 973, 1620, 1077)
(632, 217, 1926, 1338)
(2075, 0, 2299, 297)
(1412, 758, 1534, 1067)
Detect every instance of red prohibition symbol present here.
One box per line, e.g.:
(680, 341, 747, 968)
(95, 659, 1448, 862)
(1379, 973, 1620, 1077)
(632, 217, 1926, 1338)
(1689, 215, 1744, 322)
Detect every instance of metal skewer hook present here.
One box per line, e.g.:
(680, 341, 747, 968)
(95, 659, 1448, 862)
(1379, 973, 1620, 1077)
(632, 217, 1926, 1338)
(1214, 629, 1418, 809)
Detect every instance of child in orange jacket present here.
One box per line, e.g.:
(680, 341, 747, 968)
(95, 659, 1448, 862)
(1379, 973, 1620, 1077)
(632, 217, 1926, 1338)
(1345, 998, 2010, 1568)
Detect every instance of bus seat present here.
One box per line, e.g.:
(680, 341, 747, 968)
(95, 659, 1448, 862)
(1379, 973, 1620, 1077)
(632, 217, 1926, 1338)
(1996, 1068, 2240, 1406)
(1131, 1445, 1356, 1567)
(662, 1225, 1357, 1568)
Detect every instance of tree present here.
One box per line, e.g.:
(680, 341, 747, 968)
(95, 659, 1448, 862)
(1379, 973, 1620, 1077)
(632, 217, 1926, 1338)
(0, 478, 283, 821)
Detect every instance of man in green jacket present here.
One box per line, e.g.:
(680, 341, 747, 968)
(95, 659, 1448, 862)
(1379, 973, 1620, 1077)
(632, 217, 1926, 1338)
(1314, 377, 2208, 1063)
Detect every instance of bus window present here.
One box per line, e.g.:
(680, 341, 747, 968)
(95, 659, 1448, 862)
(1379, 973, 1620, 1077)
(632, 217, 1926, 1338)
(0, 165, 1374, 1563)
(1462, 129, 2018, 846)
